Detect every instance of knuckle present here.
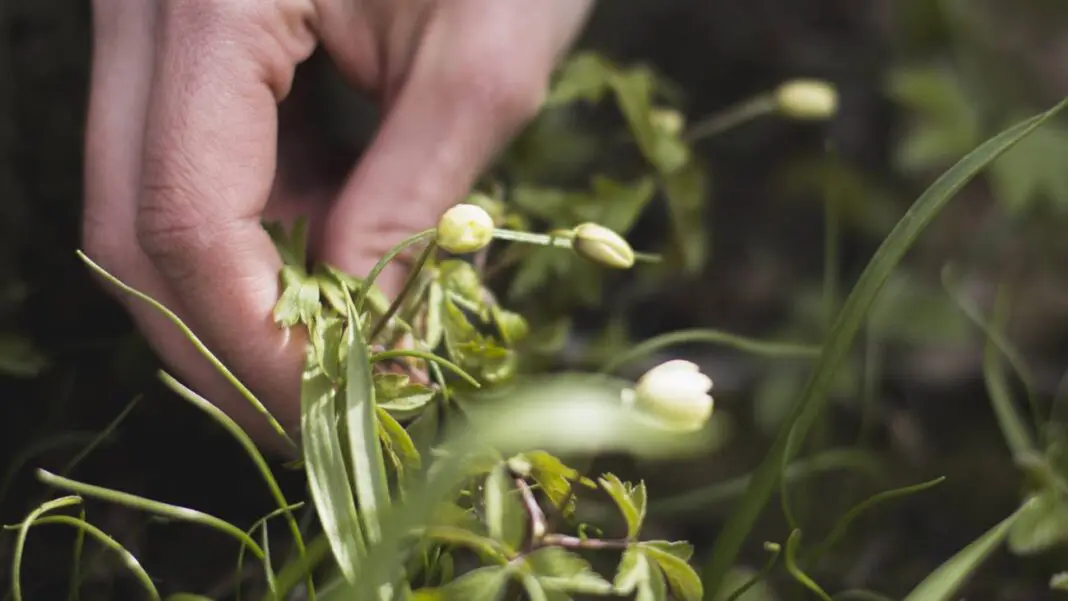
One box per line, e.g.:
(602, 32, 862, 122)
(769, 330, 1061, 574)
(134, 182, 218, 280)
(449, 51, 548, 125)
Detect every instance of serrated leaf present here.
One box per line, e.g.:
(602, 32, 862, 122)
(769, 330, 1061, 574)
(440, 566, 510, 601)
(527, 547, 614, 595)
(903, 500, 1033, 601)
(484, 463, 526, 551)
(640, 542, 703, 601)
(599, 473, 647, 538)
(523, 450, 589, 516)
(1008, 489, 1068, 555)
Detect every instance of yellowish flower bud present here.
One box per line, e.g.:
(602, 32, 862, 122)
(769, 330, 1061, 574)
(624, 359, 714, 432)
(774, 79, 838, 120)
(651, 107, 685, 137)
(571, 222, 635, 270)
(437, 203, 495, 254)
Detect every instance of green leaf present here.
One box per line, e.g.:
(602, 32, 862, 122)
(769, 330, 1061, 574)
(592, 175, 658, 235)
(522, 450, 590, 516)
(378, 406, 422, 476)
(300, 353, 365, 583)
(484, 463, 526, 551)
(989, 117, 1068, 214)
(611, 67, 690, 174)
(164, 595, 214, 601)
(344, 304, 391, 543)
(527, 547, 613, 595)
(615, 547, 668, 601)
(440, 566, 511, 601)
(641, 540, 695, 562)
(641, 541, 703, 601)
(376, 373, 437, 420)
(546, 52, 614, 106)
(599, 473, 647, 538)
(702, 97, 1068, 598)
(903, 500, 1034, 601)
(659, 159, 710, 272)
(1008, 489, 1068, 555)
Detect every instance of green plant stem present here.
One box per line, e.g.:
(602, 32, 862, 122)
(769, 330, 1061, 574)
(600, 328, 820, 375)
(355, 229, 437, 314)
(370, 349, 481, 387)
(783, 530, 832, 601)
(723, 544, 782, 601)
(76, 251, 296, 450)
(492, 228, 575, 248)
(369, 241, 438, 342)
(684, 95, 777, 143)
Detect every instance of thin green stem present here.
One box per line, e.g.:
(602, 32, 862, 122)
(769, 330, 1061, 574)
(599, 328, 820, 375)
(76, 251, 295, 450)
(370, 242, 438, 342)
(370, 349, 481, 388)
(723, 543, 782, 601)
(683, 95, 778, 143)
(355, 229, 438, 314)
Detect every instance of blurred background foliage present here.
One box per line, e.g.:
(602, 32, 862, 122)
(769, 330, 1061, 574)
(3, 0, 1068, 599)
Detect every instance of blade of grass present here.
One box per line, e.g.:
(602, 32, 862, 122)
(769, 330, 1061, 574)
(354, 229, 437, 314)
(0, 432, 105, 507)
(60, 395, 142, 480)
(234, 502, 304, 601)
(158, 372, 313, 600)
(942, 267, 1038, 458)
(271, 533, 333, 601)
(76, 251, 294, 449)
(599, 329, 820, 375)
(783, 530, 831, 601)
(35, 469, 265, 561)
(23, 515, 160, 601)
(648, 449, 880, 515)
(369, 349, 480, 388)
(805, 476, 945, 565)
(300, 355, 365, 583)
(701, 98, 1068, 598)
(902, 498, 1034, 601)
(344, 301, 391, 544)
(69, 507, 86, 601)
(8, 495, 82, 601)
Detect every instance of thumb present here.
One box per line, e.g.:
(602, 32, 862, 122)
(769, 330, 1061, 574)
(318, 6, 570, 295)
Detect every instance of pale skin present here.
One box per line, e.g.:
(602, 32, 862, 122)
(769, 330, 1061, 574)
(83, 0, 594, 451)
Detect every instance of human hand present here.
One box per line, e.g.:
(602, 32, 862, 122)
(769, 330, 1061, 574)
(82, 0, 593, 451)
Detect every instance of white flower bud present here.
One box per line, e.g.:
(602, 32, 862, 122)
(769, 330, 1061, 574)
(625, 359, 714, 432)
(437, 203, 495, 254)
(774, 79, 838, 120)
(571, 223, 635, 270)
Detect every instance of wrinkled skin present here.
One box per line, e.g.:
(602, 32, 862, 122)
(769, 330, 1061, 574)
(83, 0, 593, 451)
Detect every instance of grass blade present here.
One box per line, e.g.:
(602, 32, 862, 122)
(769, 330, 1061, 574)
(344, 305, 391, 543)
(806, 476, 945, 565)
(701, 98, 1068, 598)
(300, 356, 365, 583)
(158, 371, 312, 599)
(902, 499, 1034, 601)
(8, 495, 81, 601)
(76, 251, 294, 449)
(23, 515, 160, 601)
(0, 433, 107, 507)
(35, 470, 265, 561)
(599, 328, 820, 375)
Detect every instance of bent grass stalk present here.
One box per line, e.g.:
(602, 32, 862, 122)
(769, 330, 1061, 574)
(76, 251, 294, 450)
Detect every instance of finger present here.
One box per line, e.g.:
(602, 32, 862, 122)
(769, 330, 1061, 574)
(317, 0, 594, 295)
(132, 1, 320, 441)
